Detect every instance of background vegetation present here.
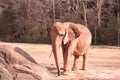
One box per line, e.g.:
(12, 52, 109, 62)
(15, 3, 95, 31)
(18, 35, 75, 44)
(0, 0, 120, 45)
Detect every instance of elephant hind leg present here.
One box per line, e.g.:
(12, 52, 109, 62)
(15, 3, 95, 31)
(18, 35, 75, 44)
(82, 46, 90, 70)
(72, 52, 87, 71)
(82, 53, 87, 70)
(72, 55, 80, 71)
(72, 54, 87, 71)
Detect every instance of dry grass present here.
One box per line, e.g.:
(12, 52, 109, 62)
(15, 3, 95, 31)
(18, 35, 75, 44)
(0, 41, 120, 80)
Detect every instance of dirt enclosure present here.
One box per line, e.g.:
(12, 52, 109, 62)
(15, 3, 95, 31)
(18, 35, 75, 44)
(0, 42, 120, 80)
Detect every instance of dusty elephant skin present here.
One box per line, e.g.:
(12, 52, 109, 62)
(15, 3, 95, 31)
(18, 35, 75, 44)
(0, 45, 50, 80)
(50, 22, 92, 76)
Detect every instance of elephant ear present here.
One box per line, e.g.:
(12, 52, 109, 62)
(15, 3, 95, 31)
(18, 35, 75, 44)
(63, 23, 80, 44)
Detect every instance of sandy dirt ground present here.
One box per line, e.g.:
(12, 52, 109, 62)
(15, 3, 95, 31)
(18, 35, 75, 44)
(0, 42, 120, 80)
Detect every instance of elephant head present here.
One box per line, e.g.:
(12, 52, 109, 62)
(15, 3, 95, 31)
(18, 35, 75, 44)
(50, 22, 80, 76)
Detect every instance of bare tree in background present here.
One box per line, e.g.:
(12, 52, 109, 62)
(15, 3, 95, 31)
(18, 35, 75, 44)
(94, 0, 103, 44)
(117, 0, 120, 46)
(97, 0, 103, 28)
(53, 0, 55, 22)
(82, 0, 87, 27)
(0, 0, 119, 45)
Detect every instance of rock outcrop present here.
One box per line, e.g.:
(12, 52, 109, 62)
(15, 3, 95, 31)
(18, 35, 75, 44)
(0, 45, 50, 80)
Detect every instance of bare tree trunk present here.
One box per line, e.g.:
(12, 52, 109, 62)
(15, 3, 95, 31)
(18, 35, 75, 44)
(97, 0, 103, 28)
(117, 0, 120, 46)
(53, 0, 55, 22)
(67, 0, 71, 21)
(118, 29, 120, 46)
(44, 15, 47, 37)
(76, 0, 80, 12)
(27, 0, 31, 26)
(94, 0, 103, 44)
(59, 0, 62, 21)
(94, 26, 97, 45)
(82, 0, 87, 27)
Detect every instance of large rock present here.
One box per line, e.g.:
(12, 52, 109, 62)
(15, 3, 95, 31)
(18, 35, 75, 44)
(0, 45, 50, 80)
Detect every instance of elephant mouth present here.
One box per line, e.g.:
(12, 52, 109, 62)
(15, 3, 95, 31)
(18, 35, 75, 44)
(62, 41, 70, 50)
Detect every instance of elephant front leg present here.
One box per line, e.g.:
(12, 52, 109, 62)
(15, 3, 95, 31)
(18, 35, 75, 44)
(63, 52, 72, 75)
(62, 40, 77, 75)
(72, 55, 80, 71)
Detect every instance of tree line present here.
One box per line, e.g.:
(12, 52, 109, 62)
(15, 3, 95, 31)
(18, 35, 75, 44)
(0, 0, 120, 45)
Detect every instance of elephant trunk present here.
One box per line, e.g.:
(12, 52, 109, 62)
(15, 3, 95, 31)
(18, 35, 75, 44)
(52, 38, 61, 76)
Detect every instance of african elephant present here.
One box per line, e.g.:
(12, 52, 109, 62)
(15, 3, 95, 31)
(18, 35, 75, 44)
(50, 22, 92, 76)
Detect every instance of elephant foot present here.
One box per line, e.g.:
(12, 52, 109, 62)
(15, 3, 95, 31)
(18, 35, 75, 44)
(63, 71, 74, 75)
(81, 68, 86, 70)
(72, 67, 79, 71)
(72, 67, 86, 71)
(63, 71, 70, 75)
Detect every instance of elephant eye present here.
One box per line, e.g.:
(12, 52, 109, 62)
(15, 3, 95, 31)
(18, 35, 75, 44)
(59, 34, 64, 37)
